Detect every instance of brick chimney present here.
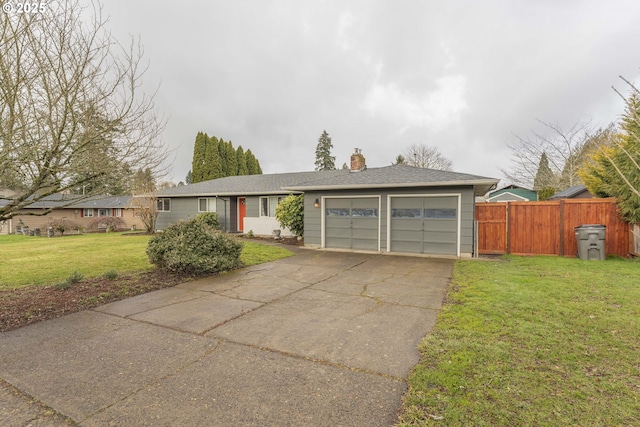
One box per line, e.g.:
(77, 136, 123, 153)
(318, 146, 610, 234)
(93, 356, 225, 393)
(350, 148, 366, 172)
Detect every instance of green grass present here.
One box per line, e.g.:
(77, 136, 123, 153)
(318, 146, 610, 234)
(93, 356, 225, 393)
(240, 240, 294, 265)
(399, 256, 640, 427)
(0, 234, 293, 289)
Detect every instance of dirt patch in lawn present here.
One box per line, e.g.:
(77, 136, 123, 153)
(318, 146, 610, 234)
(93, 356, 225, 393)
(0, 270, 189, 332)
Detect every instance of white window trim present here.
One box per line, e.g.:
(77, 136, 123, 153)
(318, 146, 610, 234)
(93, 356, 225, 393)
(198, 197, 217, 213)
(157, 198, 171, 212)
(259, 195, 284, 217)
(83, 208, 94, 217)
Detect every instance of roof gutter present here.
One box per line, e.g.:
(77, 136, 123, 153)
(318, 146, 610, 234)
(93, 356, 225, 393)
(282, 179, 500, 192)
(156, 190, 304, 198)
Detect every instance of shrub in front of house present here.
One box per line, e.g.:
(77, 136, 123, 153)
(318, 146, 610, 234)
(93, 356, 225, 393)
(195, 212, 220, 229)
(146, 218, 242, 275)
(48, 218, 81, 236)
(275, 193, 304, 237)
(88, 216, 126, 232)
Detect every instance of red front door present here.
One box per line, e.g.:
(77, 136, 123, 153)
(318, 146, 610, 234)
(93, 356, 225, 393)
(238, 198, 246, 231)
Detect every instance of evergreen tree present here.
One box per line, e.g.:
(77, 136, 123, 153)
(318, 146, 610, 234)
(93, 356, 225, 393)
(226, 140, 238, 177)
(218, 137, 229, 177)
(191, 132, 207, 183)
(189, 132, 263, 182)
(533, 152, 554, 191)
(580, 93, 640, 222)
(131, 168, 157, 194)
(204, 135, 223, 180)
(393, 154, 407, 165)
(245, 149, 259, 175)
(314, 130, 336, 171)
(236, 145, 248, 175)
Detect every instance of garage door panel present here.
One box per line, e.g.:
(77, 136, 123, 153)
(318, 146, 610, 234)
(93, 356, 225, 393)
(424, 242, 457, 255)
(390, 219, 421, 230)
(391, 197, 422, 209)
(392, 241, 423, 253)
(423, 220, 457, 233)
(325, 236, 352, 249)
(324, 198, 379, 251)
(392, 229, 422, 242)
(423, 230, 457, 244)
(352, 197, 378, 209)
(423, 197, 457, 208)
(390, 196, 459, 256)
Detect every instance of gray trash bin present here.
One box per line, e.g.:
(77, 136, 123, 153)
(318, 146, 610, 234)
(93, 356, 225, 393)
(574, 224, 606, 260)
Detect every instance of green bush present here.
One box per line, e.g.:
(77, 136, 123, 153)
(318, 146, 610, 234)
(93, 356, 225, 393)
(103, 270, 119, 280)
(195, 212, 220, 229)
(275, 194, 304, 237)
(146, 218, 242, 275)
(55, 270, 84, 290)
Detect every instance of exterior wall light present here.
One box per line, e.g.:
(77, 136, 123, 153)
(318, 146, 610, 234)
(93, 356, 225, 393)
(314, 198, 320, 208)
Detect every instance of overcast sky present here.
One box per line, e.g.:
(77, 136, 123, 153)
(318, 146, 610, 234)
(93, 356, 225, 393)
(100, 0, 640, 185)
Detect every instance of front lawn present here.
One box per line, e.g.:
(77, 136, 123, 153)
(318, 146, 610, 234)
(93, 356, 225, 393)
(399, 256, 640, 426)
(0, 233, 293, 289)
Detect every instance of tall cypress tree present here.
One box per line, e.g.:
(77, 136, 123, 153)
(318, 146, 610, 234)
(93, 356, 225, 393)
(203, 134, 222, 180)
(236, 145, 248, 175)
(245, 149, 258, 175)
(218, 137, 229, 177)
(191, 132, 207, 183)
(314, 130, 336, 171)
(226, 140, 238, 177)
(533, 152, 554, 191)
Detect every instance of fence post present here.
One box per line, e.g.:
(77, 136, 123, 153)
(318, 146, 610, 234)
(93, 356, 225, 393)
(559, 199, 565, 256)
(505, 202, 511, 254)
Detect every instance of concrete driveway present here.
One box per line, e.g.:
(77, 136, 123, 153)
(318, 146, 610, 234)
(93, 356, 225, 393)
(0, 249, 453, 426)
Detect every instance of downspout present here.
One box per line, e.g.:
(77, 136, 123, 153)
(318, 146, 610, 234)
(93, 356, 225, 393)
(218, 197, 228, 232)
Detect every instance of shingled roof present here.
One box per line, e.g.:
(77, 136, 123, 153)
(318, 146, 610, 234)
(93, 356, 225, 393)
(158, 165, 498, 197)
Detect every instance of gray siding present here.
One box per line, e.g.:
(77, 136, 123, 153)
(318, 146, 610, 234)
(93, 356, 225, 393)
(156, 197, 199, 230)
(304, 186, 475, 255)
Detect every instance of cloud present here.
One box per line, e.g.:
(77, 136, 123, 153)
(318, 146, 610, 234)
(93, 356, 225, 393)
(361, 73, 468, 133)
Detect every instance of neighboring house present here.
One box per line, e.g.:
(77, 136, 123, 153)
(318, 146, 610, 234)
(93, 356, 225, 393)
(485, 185, 538, 202)
(548, 184, 592, 200)
(156, 149, 499, 258)
(0, 195, 144, 234)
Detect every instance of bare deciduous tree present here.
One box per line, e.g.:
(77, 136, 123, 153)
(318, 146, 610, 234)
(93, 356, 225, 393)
(0, 0, 167, 221)
(401, 144, 453, 171)
(501, 120, 597, 191)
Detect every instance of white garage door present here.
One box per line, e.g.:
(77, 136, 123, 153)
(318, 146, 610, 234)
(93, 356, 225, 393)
(324, 197, 379, 251)
(389, 196, 459, 256)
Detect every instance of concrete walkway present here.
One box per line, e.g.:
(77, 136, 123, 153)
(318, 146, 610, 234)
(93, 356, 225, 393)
(0, 250, 453, 426)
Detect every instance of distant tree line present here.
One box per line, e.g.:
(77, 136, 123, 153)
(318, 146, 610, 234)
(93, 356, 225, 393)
(189, 132, 262, 183)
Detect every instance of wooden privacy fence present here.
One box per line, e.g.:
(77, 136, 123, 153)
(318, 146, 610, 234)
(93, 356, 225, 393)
(475, 199, 633, 257)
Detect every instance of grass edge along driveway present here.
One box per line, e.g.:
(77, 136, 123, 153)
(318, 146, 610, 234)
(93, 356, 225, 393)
(0, 233, 293, 289)
(398, 255, 640, 427)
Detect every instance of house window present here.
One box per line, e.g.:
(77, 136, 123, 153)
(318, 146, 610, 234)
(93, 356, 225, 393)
(98, 208, 110, 217)
(260, 196, 283, 217)
(114, 209, 122, 217)
(198, 197, 216, 212)
(157, 198, 171, 212)
(83, 209, 94, 217)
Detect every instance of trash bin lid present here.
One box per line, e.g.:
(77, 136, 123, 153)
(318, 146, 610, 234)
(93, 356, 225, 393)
(574, 224, 606, 230)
